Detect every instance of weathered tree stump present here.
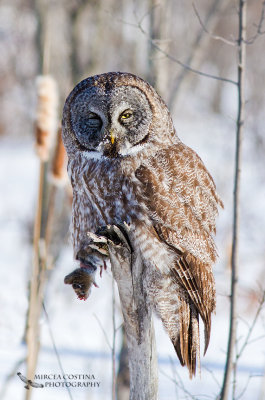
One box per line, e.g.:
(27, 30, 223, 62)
(101, 225, 158, 400)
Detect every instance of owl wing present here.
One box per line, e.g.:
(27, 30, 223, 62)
(135, 142, 223, 368)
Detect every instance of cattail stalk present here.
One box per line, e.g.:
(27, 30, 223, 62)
(45, 127, 67, 253)
(26, 75, 58, 398)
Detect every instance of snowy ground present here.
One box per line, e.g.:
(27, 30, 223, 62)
(0, 109, 264, 400)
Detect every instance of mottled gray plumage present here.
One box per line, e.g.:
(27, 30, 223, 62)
(62, 72, 223, 377)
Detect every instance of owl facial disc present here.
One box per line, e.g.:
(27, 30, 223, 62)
(69, 84, 152, 157)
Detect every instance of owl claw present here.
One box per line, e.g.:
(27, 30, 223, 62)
(95, 224, 132, 252)
(86, 232, 109, 256)
(87, 231, 108, 244)
(95, 225, 122, 245)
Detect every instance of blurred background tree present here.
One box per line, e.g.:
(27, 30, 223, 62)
(1, 0, 265, 146)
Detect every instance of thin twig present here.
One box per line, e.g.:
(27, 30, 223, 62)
(0, 358, 25, 400)
(169, 357, 205, 399)
(138, 19, 237, 85)
(236, 291, 265, 360)
(169, 0, 231, 108)
(169, 355, 179, 398)
(43, 302, 74, 400)
(117, 9, 237, 87)
(247, 334, 265, 346)
(136, 20, 237, 86)
(93, 313, 112, 350)
(159, 368, 198, 400)
(236, 374, 263, 400)
(245, 1, 265, 44)
(192, 2, 236, 46)
(115, 323, 123, 333)
(137, 1, 160, 27)
(203, 364, 221, 389)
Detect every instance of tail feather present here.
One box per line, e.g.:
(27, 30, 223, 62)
(173, 298, 200, 377)
(148, 269, 211, 378)
(153, 277, 202, 378)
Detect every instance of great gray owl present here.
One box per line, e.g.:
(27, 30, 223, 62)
(62, 72, 223, 377)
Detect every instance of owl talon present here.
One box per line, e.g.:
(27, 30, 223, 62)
(95, 225, 120, 244)
(96, 224, 132, 252)
(86, 232, 109, 256)
(87, 231, 108, 244)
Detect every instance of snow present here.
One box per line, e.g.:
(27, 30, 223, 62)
(0, 108, 264, 400)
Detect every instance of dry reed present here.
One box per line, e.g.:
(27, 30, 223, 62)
(26, 75, 59, 398)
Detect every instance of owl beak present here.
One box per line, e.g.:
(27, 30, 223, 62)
(110, 130, 115, 145)
(102, 129, 117, 157)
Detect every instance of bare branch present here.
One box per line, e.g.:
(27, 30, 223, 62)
(192, 2, 236, 46)
(236, 291, 265, 360)
(202, 364, 221, 389)
(247, 334, 265, 346)
(43, 303, 73, 400)
(116, 8, 237, 87)
(0, 358, 25, 400)
(245, 1, 265, 44)
(168, 356, 179, 398)
(161, 357, 220, 400)
(169, 0, 232, 108)
(137, 2, 160, 27)
(93, 313, 112, 350)
(115, 322, 124, 333)
(236, 374, 263, 400)
(136, 19, 237, 86)
(228, 291, 265, 399)
(160, 363, 198, 400)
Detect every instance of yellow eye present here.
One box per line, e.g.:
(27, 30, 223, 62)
(120, 111, 132, 119)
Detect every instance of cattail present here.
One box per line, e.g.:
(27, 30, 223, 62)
(35, 75, 58, 161)
(51, 126, 67, 185)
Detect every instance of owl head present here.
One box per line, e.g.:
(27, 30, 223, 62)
(62, 72, 178, 159)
